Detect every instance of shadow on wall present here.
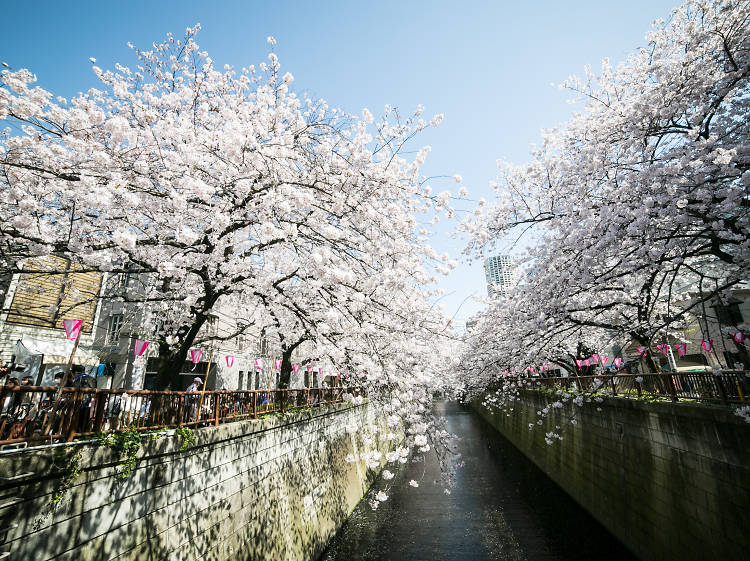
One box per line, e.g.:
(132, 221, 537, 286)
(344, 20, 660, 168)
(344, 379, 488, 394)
(0, 401, 394, 561)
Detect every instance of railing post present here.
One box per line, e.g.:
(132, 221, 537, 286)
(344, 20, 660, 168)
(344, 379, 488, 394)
(280, 390, 286, 415)
(177, 394, 185, 428)
(716, 374, 729, 404)
(65, 390, 81, 442)
(252, 391, 257, 419)
(93, 391, 107, 432)
(665, 373, 678, 402)
(214, 393, 220, 427)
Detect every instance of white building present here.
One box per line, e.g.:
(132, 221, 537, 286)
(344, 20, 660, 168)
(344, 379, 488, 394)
(484, 255, 515, 298)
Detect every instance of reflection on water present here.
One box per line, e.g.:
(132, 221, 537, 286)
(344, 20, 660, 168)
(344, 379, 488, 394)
(320, 401, 637, 561)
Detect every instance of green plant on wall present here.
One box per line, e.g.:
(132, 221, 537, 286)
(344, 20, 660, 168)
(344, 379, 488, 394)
(46, 425, 196, 508)
(174, 426, 196, 451)
(97, 426, 161, 480)
(50, 448, 83, 505)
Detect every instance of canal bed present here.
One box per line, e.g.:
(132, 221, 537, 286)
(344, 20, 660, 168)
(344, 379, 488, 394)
(320, 401, 637, 561)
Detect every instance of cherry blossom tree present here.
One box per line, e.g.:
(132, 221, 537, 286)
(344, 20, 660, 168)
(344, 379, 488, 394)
(0, 27, 464, 500)
(0, 27, 458, 390)
(459, 0, 749, 399)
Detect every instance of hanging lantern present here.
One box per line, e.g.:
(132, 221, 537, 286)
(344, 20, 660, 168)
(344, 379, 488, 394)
(134, 339, 150, 358)
(63, 319, 83, 340)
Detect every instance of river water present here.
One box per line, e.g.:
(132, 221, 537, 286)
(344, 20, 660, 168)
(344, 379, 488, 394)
(320, 401, 637, 561)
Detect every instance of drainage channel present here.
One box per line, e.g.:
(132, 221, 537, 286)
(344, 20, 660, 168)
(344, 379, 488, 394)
(320, 401, 638, 561)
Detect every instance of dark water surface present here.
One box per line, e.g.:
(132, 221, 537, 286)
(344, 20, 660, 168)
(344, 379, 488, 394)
(320, 401, 638, 561)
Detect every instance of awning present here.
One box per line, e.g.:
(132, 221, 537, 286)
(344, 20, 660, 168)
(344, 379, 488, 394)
(14, 335, 100, 366)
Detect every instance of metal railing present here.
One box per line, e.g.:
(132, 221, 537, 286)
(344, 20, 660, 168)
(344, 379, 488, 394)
(509, 371, 749, 404)
(0, 385, 362, 447)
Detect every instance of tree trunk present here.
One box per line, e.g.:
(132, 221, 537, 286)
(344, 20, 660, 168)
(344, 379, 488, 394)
(279, 348, 294, 389)
(154, 314, 209, 390)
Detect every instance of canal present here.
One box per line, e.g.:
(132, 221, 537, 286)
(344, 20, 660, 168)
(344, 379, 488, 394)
(320, 401, 637, 561)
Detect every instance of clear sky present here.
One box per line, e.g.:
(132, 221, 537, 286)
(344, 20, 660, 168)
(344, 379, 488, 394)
(1, 0, 679, 330)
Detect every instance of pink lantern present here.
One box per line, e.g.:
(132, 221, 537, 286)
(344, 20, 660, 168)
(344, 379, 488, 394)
(674, 344, 687, 356)
(62, 319, 83, 341)
(613, 358, 623, 367)
(584, 359, 591, 367)
(254, 359, 263, 371)
(190, 349, 202, 364)
(656, 344, 669, 356)
(701, 339, 713, 353)
(134, 339, 150, 358)
(273, 360, 281, 371)
(601, 356, 609, 365)
(293, 364, 300, 374)
(734, 332, 744, 343)
(575, 360, 583, 368)
(225, 356, 234, 367)
(591, 354, 599, 364)
(637, 347, 648, 357)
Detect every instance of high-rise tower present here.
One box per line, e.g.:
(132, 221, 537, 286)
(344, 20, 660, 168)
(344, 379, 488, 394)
(483, 255, 514, 298)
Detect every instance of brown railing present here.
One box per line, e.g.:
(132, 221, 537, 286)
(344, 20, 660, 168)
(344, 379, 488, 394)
(0, 385, 362, 447)
(511, 371, 749, 404)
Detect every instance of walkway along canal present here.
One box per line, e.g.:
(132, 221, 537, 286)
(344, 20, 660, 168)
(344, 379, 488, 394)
(320, 401, 637, 561)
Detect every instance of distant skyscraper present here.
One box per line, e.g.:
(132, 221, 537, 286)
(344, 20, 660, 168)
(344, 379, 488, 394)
(484, 255, 514, 298)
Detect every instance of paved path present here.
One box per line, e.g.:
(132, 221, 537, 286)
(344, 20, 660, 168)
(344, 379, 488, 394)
(320, 401, 637, 561)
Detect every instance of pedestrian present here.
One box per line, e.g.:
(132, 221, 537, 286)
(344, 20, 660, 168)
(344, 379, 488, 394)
(185, 377, 202, 423)
(16, 376, 36, 416)
(2, 377, 20, 415)
(71, 367, 96, 434)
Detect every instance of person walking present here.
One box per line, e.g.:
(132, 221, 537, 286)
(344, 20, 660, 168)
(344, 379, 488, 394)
(185, 377, 202, 423)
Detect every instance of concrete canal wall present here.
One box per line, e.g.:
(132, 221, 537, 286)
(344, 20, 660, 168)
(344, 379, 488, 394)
(473, 391, 750, 561)
(0, 401, 389, 561)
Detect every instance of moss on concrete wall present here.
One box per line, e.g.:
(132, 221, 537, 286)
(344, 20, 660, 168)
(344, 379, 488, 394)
(473, 392, 750, 561)
(0, 401, 391, 561)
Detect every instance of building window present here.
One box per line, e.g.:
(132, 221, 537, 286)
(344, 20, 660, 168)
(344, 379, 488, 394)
(715, 302, 743, 326)
(107, 314, 124, 344)
(238, 371, 244, 390)
(206, 315, 218, 336)
(117, 272, 131, 289)
(259, 337, 268, 355)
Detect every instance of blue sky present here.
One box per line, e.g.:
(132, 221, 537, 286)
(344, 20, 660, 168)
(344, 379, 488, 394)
(1, 0, 678, 329)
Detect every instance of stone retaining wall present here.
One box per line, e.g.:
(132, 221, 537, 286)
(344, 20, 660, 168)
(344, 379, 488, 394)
(0, 401, 388, 561)
(473, 391, 750, 561)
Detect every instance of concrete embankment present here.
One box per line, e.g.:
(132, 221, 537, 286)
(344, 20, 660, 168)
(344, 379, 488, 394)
(0, 401, 390, 561)
(473, 391, 750, 561)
